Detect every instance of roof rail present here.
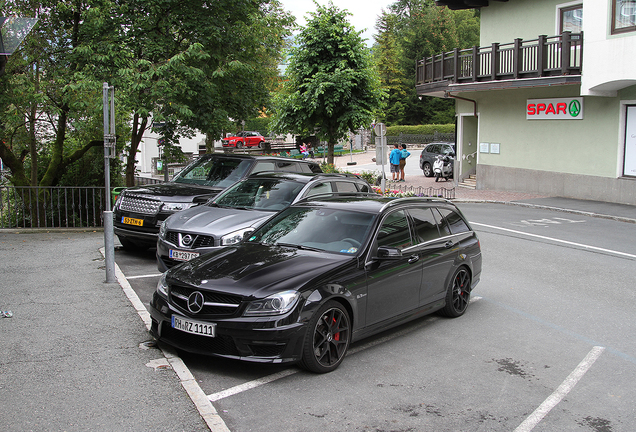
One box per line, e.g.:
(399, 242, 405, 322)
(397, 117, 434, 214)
(295, 191, 380, 204)
(379, 196, 450, 212)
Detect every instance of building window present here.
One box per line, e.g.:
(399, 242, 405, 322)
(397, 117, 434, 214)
(613, 0, 636, 34)
(560, 5, 583, 33)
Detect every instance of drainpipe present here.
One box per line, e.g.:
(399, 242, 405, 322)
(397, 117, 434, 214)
(444, 91, 477, 116)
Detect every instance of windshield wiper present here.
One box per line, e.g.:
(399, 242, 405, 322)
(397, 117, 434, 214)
(276, 243, 323, 252)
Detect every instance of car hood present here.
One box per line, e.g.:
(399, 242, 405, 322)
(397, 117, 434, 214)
(124, 183, 223, 203)
(168, 243, 355, 298)
(166, 205, 273, 234)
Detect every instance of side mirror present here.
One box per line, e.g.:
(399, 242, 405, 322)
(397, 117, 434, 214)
(449, 151, 456, 157)
(376, 246, 402, 259)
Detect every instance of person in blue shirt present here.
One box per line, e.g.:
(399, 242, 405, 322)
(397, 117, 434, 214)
(399, 144, 411, 182)
(389, 144, 402, 181)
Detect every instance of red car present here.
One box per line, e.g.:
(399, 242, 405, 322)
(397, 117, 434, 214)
(222, 131, 265, 148)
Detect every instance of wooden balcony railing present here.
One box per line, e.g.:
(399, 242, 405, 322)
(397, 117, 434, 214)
(416, 32, 583, 88)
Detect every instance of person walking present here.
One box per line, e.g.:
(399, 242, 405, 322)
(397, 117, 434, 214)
(399, 144, 411, 182)
(389, 144, 401, 181)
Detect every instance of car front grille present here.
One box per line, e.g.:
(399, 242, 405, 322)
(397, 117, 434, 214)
(119, 194, 162, 215)
(166, 231, 215, 248)
(160, 325, 240, 357)
(170, 283, 242, 317)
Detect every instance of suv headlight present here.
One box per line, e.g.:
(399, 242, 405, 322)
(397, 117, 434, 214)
(244, 290, 300, 316)
(162, 202, 193, 212)
(159, 220, 168, 238)
(221, 228, 255, 246)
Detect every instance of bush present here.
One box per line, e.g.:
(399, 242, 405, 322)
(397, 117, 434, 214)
(385, 124, 454, 136)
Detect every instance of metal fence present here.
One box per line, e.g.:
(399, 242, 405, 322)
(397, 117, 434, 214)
(384, 182, 456, 200)
(0, 186, 106, 229)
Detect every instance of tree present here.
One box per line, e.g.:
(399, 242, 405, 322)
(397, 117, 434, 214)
(103, 0, 294, 185)
(374, 11, 407, 126)
(372, 0, 480, 125)
(0, 0, 126, 188)
(272, 1, 385, 164)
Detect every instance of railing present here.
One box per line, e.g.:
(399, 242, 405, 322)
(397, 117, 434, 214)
(417, 32, 583, 87)
(383, 183, 456, 200)
(0, 186, 106, 229)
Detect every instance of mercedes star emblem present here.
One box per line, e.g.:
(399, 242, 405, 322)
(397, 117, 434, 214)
(187, 291, 204, 314)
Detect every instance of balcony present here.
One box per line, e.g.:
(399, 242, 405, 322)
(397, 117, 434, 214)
(416, 32, 583, 96)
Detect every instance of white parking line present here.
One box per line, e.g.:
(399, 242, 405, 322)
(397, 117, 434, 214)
(471, 222, 636, 259)
(514, 346, 605, 432)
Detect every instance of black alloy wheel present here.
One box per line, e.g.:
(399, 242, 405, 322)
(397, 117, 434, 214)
(301, 301, 351, 373)
(440, 267, 471, 318)
(422, 162, 432, 177)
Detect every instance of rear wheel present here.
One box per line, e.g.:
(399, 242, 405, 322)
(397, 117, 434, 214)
(300, 301, 351, 373)
(440, 267, 471, 318)
(422, 162, 432, 177)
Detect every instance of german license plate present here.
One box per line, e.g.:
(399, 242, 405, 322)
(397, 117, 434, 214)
(169, 249, 200, 262)
(122, 216, 143, 226)
(172, 315, 215, 337)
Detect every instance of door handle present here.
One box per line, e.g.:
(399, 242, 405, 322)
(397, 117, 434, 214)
(445, 241, 454, 248)
(408, 255, 420, 264)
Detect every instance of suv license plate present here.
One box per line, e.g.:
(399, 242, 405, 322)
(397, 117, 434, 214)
(122, 216, 143, 226)
(172, 315, 215, 338)
(169, 249, 199, 262)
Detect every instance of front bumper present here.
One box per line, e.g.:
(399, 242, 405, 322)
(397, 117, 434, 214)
(149, 292, 307, 364)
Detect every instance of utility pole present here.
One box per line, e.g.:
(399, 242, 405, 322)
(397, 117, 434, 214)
(103, 83, 116, 283)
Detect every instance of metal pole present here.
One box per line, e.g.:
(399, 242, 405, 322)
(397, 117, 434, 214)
(103, 82, 116, 283)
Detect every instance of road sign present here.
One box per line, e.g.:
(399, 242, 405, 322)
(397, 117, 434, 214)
(374, 123, 386, 137)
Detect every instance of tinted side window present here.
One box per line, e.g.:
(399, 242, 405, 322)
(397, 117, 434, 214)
(377, 210, 412, 250)
(436, 208, 470, 235)
(427, 145, 440, 154)
(252, 161, 276, 174)
(306, 182, 333, 197)
(335, 181, 358, 193)
(408, 208, 442, 243)
(277, 162, 300, 172)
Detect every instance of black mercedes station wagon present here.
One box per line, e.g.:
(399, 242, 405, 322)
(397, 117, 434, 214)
(149, 196, 482, 373)
(113, 154, 321, 250)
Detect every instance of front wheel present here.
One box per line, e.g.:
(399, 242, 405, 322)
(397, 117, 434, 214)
(435, 173, 440, 182)
(236, 141, 243, 149)
(422, 162, 432, 177)
(300, 301, 351, 373)
(440, 267, 471, 318)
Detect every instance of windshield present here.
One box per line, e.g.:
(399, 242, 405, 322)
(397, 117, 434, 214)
(246, 207, 375, 254)
(172, 157, 252, 188)
(213, 178, 304, 211)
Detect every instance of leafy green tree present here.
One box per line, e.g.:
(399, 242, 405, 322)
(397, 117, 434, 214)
(103, 0, 294, 185)
(373, 0, 479, 125)
(0, 0, 125, 188)
(374, 11, 406, 126)
(272, 2, 385, 164)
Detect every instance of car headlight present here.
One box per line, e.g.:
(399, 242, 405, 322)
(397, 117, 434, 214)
(159, 220, 168, 238)
(221, 228, 255, 246)
(157, 272, 169, 298)
(243, 290, 300, 317)
(162, 202, 193, 212)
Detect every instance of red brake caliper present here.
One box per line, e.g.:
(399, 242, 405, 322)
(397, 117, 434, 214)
(333, 317, 340, 341)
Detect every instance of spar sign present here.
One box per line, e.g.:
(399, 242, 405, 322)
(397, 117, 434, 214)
(526, 97, 583, 120)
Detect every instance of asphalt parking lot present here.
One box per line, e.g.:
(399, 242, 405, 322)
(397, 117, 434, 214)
(113, 201, 636, 432)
